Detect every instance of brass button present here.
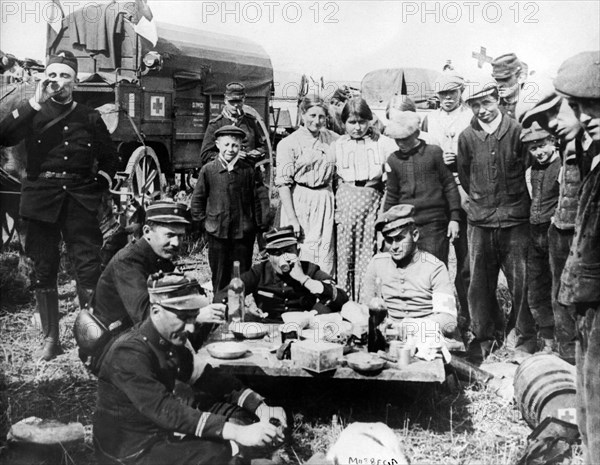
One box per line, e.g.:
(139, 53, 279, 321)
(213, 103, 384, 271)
(62, 185, 67, 190)
(64, 141, 69, 146)
(64, 126, 68, 131)
(64, 156, 68, 160)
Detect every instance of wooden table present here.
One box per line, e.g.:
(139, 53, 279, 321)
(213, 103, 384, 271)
(195, 328, 446, 383)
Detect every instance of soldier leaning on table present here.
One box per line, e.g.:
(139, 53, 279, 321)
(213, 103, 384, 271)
(0, 50, 120, 360)
(554, 50, 600, 465)
(214, 226, 349, 323)
(94, 274, 287, 465)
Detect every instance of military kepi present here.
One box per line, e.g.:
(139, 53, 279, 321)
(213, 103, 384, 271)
(214, 125, 246, 139)
(145, 200, 190, 224)
(224, 82, 246, 100)
(47, 50, 78, 74)
(147, 272, 207, 311)
(375, 204, 416, 236)
(491, 53, 522, 79)
(264, 225, 298, 250)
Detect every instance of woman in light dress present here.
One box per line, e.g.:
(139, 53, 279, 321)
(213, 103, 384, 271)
(275, 97, 339, 275)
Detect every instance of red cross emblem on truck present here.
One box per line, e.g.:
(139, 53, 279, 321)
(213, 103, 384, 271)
(150, 96, 165, 117)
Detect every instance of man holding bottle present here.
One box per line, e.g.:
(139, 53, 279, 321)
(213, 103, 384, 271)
(214, 226, 349, 323)
(360, 205, 458, 337)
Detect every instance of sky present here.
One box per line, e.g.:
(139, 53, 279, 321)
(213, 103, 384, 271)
(1, 0, 599, 84)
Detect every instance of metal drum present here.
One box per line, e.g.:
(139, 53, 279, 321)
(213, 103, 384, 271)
(513, 353, 577, 428)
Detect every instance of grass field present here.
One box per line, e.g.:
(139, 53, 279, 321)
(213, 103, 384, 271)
(0, 243, 584, 465)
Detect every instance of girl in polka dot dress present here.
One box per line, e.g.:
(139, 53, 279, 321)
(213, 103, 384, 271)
(331, 98, 398, 300)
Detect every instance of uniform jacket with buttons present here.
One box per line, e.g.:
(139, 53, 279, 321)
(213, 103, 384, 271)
(214, 260, 349, 322)
(94, 238, 175, 329)
(0, 98, 120, 223)
(457, 114, 530, 228)
(199, 112, 266, 168)
(191, 157, 263, 239)
(94, 318, 264, 460)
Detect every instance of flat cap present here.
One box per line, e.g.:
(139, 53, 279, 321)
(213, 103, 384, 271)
(214, 125, 246, 139)
(146, 200, 190, 224)
(375, 204, 416, 235)
(554, 51, 600, 99)
(384, 111, 421, 139)
(47, 50, 78, 74)
(434, 71, 465, 92)
(388, 95, 417, 113)
(465, 83, 498, 103)
(224, 82, 246, 100)
(518, 85, 562, 128)
(264, 225, 298, 250)
(520, 121, 551, 143)
(491, 53, 523, 79)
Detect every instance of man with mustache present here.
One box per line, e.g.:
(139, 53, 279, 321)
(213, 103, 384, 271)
(491, 53, 530, 120)
(89, 201, 226, 370)
(214, 226, 348, 323)
(0, 50, 120, 360)
(95, 274, 287, 465)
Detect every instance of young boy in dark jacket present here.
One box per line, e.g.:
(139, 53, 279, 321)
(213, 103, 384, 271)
(191, 125, 262, 291)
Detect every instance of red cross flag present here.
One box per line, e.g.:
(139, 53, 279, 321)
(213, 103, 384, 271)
(134, 0, 158, 47)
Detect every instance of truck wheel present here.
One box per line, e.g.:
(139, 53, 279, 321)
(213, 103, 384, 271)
(123, 146, 164, 206)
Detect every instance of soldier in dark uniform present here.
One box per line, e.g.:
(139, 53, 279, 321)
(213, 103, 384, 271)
(491, 53, 529, 119)
(92, 201, 225, 352)
(214, 226, 348, 323)
(199, 82, 267, 167)
(94, 275, 287, 465)
(0, 51, 120, 360)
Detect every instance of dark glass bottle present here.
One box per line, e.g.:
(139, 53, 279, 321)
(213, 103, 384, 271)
(367, 277, 388, 353)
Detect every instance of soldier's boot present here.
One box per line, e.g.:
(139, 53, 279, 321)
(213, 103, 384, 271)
(76, 285, 95, 310)
(34, 288, 63, 361)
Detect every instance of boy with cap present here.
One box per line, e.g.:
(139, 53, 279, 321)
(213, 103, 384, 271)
(518, 93, 584, 362)
(0, 50, 120, 360)
(522, 122, 561, 351)
(457, 83, 535, 357)
(383, 111, 461, 266)
(214, 225, 348, 322)
(422, 70, 474, 330)
(554, 50, 600, 465)
(192, 125, 263, 292)
(360, 204, 458, 337)
(199, 82, 267, 167)
(94, 273, 287, 465)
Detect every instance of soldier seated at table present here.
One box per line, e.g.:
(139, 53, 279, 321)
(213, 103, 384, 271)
(359, 204, 458, 337)
(214, 226, 349, 323)
(94, 274, 287, 465)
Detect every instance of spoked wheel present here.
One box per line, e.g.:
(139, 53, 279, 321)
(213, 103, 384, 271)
(1, 209, 17, 249)
(122, 146, 164, 207)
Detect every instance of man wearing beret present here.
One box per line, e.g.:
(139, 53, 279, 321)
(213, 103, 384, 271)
(214, 225, 348, 322)
(91, 201, 226, 364)
(0, 50, 120, 360)
(360, 205, 458, 337)
(458, 83, 536, 357)
(383, 111, 461, 266)
(518, 89, 587, 362)
(491, 52, 529, 119)
(554, 50, 600, 465)
(422, 70, 474, 331)
(95, 274, 287, 465)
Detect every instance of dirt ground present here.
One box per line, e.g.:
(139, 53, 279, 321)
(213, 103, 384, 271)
(0, 245, 584, 465)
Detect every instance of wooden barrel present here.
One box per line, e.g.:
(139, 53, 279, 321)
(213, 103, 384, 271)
(513, 353, 577, 428)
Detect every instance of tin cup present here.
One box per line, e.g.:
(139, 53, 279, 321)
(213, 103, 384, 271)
(389, 340, 411, 367)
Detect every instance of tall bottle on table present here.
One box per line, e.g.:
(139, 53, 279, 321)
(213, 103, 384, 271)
(367, 277, 388, 353)
(228, 261, 245, 324)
